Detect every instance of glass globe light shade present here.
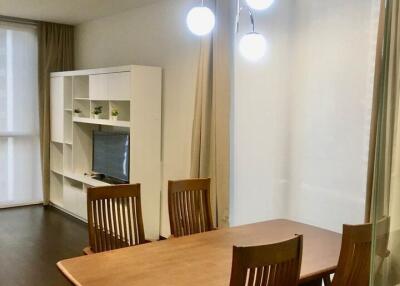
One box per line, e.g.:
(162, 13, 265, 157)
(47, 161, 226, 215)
(186, 6, 216, 36)
(246, 0, 274, 10)
(239, 32, 267, 62)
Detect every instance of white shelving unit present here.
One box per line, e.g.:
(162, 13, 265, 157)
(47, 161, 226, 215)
(49, 65, 162, 240)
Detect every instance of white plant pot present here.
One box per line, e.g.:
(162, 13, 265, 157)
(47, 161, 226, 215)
(111, 115, 118, 121)
(94, 114, 100, 119)
(74, 113, 81, 118)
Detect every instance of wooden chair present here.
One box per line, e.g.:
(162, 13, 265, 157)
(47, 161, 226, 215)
(324, 217, 390, 286)
(84, 184, 146, 254)
(230, 235, 303, 286)
(168, 178, 214, 237)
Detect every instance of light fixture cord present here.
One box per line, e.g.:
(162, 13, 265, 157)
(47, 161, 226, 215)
(236, 0, 256, 33)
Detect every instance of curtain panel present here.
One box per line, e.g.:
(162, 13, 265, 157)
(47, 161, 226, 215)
(190, 0, 233, 228)
(367, 0, 400, 284)
(38, 22, 74, 204)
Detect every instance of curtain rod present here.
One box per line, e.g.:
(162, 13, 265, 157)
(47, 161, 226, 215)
(0, 15, 39, 26)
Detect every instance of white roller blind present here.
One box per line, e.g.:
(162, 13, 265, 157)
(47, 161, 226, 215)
(0, 21, 42, 207)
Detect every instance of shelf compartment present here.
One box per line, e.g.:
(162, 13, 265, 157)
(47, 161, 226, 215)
(73, 99, 90, 118)
(64, 77, 73, 110)
(72, 123, 96, 175)
(110, 101, 130, 121)
(73, 76, 89, 99)
(73, 117, 130, 127)
(64, 111, 73, 144)
(91, 100, 109, 120)
(50, 142, 63, 174)
(63, 144, 73, 174)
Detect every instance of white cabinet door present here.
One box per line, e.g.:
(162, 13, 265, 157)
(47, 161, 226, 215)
(107, 72, 131, 100)
(89, 72, 131, 100)
(89, 74, 107, 100)
(50, 77, 64, 143)
(76, 185, 88, 220)
(63, 183, 77, 214)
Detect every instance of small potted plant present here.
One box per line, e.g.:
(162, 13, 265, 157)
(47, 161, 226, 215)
(74, 108, 82, 117)
(111, 108, 119, 121)
(92, 106, 103, 119)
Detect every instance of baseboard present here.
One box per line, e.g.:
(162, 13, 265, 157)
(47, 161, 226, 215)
(49, 202, 88, 224)
(0, 201, 43, 209)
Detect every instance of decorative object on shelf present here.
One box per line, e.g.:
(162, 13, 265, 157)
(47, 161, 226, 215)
(92, 106, 103, 119)
(186, 0, 273, 62)
(186, 0, 215, 36)
(74, 108, 82, 117)
(111, 108, 119, 121)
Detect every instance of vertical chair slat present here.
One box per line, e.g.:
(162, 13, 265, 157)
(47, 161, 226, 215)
(93, 201, 101, 252)
(101, 199, 109, 251)
(111, 198, 120, 249)
(117, 197, 124, 247)
(132, 197, 139, 244)
(122, 197, 128, 246)
(127, 197, 134, 245)
(106, 198, 115, 249)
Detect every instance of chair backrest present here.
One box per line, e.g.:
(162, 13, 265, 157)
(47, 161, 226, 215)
(87, 184, 145, 253)
(230, 235, 303, 286)
(332, 217, 390, 286)
(168, 178, 213, 237)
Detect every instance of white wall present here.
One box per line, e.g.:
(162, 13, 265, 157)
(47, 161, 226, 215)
(232, 0, 380, 232)
(231, 0, 293, 226)
(74, 0, 200, 237)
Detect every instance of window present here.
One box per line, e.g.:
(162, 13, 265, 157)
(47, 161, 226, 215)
(0, 21, 42, 207)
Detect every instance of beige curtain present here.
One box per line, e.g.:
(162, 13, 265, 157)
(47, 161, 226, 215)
(367, 0, 400, 284)
(38, 22, 74, 204)
(190, 0, 232, 228)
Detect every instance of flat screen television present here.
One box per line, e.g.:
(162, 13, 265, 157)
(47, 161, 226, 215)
(92, 131, 130, 183)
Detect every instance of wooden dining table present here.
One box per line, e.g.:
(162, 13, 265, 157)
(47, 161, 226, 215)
(57, 219, 342, 286)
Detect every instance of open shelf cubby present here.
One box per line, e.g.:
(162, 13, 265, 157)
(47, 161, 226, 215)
(91, 100, 109, 120)
(64, 111, 73, 144)
(50, 142, 63, 174)
(73, 98, 90, 118)
(72, 123, 96, 175)
(63, 144, 73, 174)
(110, 101, 130, 121)
(73, 75, 89, 99)
(63, 77, 73, 110)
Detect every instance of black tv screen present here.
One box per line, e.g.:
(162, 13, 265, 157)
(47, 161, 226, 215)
(92, 131, 130, 182)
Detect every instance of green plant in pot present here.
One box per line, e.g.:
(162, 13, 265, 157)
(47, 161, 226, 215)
(93, 106, 103, 119)
(111, 108, 119, 121)
(74, 108, 82, 117)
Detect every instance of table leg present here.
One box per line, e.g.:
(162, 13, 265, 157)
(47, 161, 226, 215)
(300, 278, 323, 286)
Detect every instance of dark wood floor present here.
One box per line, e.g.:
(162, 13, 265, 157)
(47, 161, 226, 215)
(0, 205, 88, 286)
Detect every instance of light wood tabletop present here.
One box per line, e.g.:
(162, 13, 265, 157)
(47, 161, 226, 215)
(57, 219, 341, 286)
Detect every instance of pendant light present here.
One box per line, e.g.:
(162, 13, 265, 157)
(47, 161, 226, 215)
(246, 0, 274, 11)
(239, 32, 267, 62)
(236, 4, 267, 62)
(186, 0, 215, 36)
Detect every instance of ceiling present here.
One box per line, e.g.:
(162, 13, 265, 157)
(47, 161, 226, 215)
(0, 0, 162, 25)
